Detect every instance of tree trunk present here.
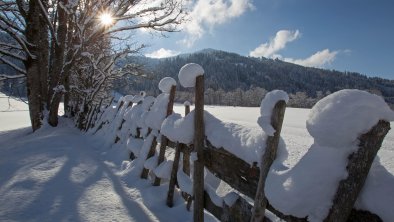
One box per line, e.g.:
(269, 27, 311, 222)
(24, 0, 45, 131)
(38, 0, 49, 110)
(47, 0, 68, 126)
(64, 74, 70, 117)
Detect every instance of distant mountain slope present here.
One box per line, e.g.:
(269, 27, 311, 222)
(115, 49, 394, 105)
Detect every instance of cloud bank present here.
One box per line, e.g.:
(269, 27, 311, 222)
(145, 48, 180, 58)
(283, 49, 338, 67)
(250, 30, 339, 68)
(181, 0, 254, 47)
(249, 30, 300, 58)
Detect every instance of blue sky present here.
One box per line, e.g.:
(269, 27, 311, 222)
(137, 0, 394, 80)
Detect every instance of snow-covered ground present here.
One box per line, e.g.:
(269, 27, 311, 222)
(0, 95, 30, 131)
(1, 93, 393, 221)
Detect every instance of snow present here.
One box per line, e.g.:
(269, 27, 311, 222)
(125, 96, 154, 137)
(266, 90, 394, 221)
(1, 92, 394, 222)
(0, 120, 144, 221)
(0, 94, 30, 131)
(126, 137, 144, 156)
(161, 113, 194, 144)
(266, 144, 351, 221)
(145, 93, 170, 130)
(205, 111, 267, 164)
(178, 63, 204, 88)
(223, 192, 239, 207)
(258, 90, 289, 136)
(158, 77, 177, 93)
(307, 89, 394, 148)
(123, 95, 135, 103)
(177, 170, 193, 195)
(190, 152, 198, 162)
(144, 155, 159, 170)
(153, 160, 173, 180)
(161, 109, 287, 165)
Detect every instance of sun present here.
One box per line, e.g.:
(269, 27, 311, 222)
(99, 12, 114, 26)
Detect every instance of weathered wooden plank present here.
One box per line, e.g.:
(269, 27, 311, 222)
(153, 85, 176, 186)
(166, 142, 182, 207)
(347, 209, 382, 222)
(203, 191, 223, 219)
(140, 135, 157, 179)
(266, 202, 307, 222)
(181, 101, 192, 209)
(324, 120, 390, 222)
(193, 75, 205, 222)
(204, 191, 272, 222)
(116, 100, 124, 112)
(251, 100, 287, 221)
(183, 102, 191, 176)
(203, 142, 259, 199)
(222, 196, 254, 222)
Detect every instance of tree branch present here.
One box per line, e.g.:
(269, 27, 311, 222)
(0, 73, 26, 81)
(0, 56, 26, 74)
(37, 0, 58, 45)
(0, 47, 26, 61)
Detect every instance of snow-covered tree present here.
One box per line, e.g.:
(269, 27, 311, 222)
(0, 0, 186, 131)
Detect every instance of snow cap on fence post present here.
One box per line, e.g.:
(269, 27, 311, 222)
(307, 89, 394, 148)
(178, 63, 204, 88)
(158, 77, 177, 93)
(258, 90, 289, 136)
(131, 91, 146, 103)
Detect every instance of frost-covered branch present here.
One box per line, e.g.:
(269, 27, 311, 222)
(37, 0, 58, 45)
(0, 12, 24, 34)
(105, 9, 183, 35)
(0, 21, 34, 58)
(117, 6, 164, 20)
(0, 73, 25, 81)
(0, 47, 26, 60)
(0, 41, 22, 50)
(0, 56, 26, 74)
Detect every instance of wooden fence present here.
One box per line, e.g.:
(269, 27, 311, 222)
(89, 72, 391, 222)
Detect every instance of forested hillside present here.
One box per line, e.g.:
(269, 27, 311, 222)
(114, 49, 394, 108)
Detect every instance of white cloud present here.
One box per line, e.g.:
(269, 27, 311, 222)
(181, 0, 254, 47)
(145, 48, 180, 58)
(250, 30, 340, 68)
(283, 49, 339, 68)
(249, 30, 300, 58)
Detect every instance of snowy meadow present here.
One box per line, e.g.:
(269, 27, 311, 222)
(0, 91, 393, 221)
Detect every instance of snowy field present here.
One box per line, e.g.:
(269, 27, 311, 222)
(0, 92, 393, 221)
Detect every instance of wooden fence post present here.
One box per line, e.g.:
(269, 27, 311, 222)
(141, 132, 157, 179)
(153, 85, 176, 186)
(166, 142, 182, 207)
(193, 75, 205, 222)
(183, 101, 191, 176)
(324, 120, 390, 222)
(167, 103, 192, 207)
(251, 100, 287, 222)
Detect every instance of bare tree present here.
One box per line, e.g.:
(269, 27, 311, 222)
(0, 0, 186, 131)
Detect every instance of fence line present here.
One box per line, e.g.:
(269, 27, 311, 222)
(90, 69, 390, 222)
